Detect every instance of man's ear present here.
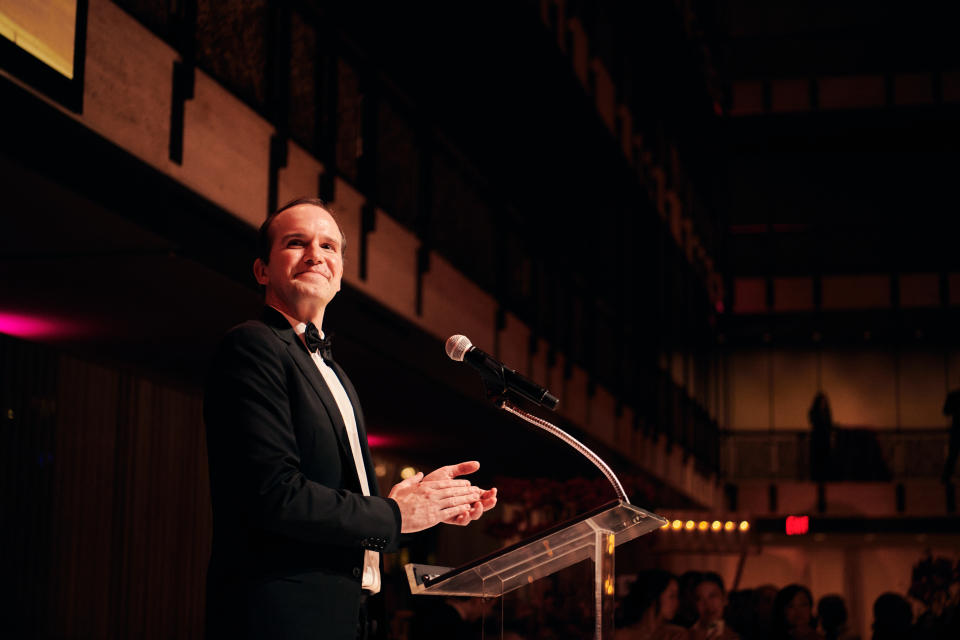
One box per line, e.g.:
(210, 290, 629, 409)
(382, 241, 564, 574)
(253, 258, 269, 286)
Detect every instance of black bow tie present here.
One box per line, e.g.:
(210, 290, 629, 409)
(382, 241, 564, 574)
(304, 322, 334, 362)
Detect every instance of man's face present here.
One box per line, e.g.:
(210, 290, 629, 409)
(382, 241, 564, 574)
(695, 581, 725, 625)
(254, 204, 343, 316)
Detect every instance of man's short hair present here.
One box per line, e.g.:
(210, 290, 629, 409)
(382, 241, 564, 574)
(696, 572, 726, 594)
(258, 197, 347, 264)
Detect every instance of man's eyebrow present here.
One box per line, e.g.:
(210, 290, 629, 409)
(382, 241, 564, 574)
(279, 231, 340, 245)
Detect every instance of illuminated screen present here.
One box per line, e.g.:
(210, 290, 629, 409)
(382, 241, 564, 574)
(0, 0, 78, 78)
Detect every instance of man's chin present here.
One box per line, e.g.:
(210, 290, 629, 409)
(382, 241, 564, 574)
(291, 283, 336, 304)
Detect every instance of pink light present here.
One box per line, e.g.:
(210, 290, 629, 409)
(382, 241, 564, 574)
(366, 434, 393, 448)
(0, 311, 74, 339)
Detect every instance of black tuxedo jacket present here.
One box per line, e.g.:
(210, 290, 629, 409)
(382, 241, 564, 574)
(204, 307, 401, 639)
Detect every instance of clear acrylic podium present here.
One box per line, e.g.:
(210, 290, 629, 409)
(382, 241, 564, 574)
(405, 500, 667, 639)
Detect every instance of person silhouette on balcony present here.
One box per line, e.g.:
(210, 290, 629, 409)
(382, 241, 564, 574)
(809, 392, 833, 482)
(942, 389, 960, 483)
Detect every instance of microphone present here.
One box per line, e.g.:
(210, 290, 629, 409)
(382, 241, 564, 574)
(445, 335, 559, 410)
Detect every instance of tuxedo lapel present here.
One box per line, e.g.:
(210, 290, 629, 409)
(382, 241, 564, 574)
(262, 308, 355, 473)
(330, 360, 380, 497)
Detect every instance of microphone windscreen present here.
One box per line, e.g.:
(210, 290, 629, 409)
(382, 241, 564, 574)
(445, 335, 472, 362)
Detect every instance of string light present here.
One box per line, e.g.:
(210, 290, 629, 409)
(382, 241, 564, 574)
(659, 517, 751, 534)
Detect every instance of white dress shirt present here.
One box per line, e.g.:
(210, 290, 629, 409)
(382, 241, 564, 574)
(273, 307, 381, 594)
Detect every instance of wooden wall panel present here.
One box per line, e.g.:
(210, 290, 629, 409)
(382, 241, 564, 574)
(729, 349, 771, 430)
(733, 277, 767, 314)
(772, 350, 818, 430)
(420, 254, 496, 352)
(531, 337, 550, 388)
(948, 349, 960, 390)
(178, 69, 273, 228)
(773, 277, 813, 312)
(899, 273, 939, 308)
(818, 75, 885, 110)
(899, 350, 948, 427)
(277, 141, 325, 207)
(821, 349, 897, 428)
(498, 312, 530, 373)
(893, 73, 934, 106)
(589, 385, 617, 448)
(331, 179, 365, 285)
(357, 209, 419, 321)
(83, 0, 176, 173)
(560, 365, 589, 428)
(822, 275, 890, 310)
(771, 78, 810, 113)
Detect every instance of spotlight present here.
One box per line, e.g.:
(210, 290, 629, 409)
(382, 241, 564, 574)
(698, 521, 709, 531)
(671, 520, 683, 531)
(724, 521, 735, 532)
(400, 466, 417, 479)
(711, 521, 722, 532)
(739, 520, 750, 532)
(684, 520, 695, 531)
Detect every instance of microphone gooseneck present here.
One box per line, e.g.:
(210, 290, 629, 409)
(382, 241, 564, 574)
(445, 334, 629, 503)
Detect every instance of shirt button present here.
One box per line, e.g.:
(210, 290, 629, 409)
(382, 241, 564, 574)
(352, 567, 361, 578)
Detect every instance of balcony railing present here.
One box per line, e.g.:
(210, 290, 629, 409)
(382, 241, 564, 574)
(721, 428, 950, 481)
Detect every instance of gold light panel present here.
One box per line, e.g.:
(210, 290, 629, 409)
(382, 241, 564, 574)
(0, 0, 77, 78)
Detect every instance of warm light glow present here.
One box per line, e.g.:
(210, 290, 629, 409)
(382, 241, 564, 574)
(684, 520, 695, 531)
(0, 0, 78, 78)
(711, 521, 722, 531)
(661, 521, 670, 529)
(697, 521, 709, 531)
(606, 534, 615, 554)
(374, 464, 387, 478)
(604, 578, 614, 595)
(724, 521, 735, 532)
(739, 520, 750, 532)
(671, 520, 683, 530)
(400, 466, 417, 479)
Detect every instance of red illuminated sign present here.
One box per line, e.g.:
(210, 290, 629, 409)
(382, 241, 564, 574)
(785, 515, 809, 535)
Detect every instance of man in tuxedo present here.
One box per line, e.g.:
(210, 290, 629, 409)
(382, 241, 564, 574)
(204, 198, 497, 639)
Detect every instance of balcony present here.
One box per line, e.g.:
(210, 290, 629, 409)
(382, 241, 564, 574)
(721, 428, 950, 482)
